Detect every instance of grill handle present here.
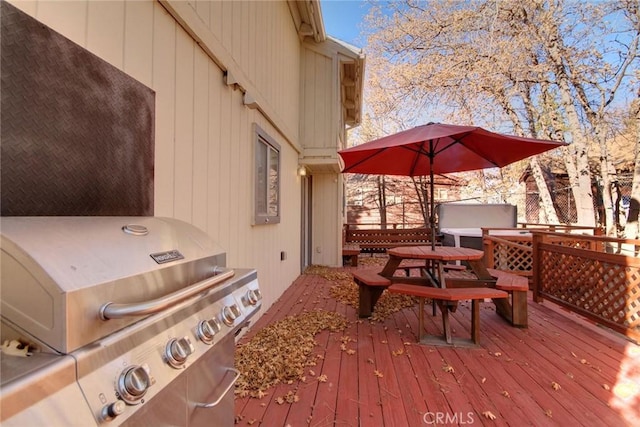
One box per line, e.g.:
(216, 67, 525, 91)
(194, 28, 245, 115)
(99, 268, 235, 320)
(194, 368, 240, 408)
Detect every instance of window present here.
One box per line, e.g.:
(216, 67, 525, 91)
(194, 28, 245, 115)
(254, 124, 280, 224)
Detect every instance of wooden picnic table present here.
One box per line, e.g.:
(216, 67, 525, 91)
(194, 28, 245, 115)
(379, 246, 527, 328)
(381, 246, 494, 287)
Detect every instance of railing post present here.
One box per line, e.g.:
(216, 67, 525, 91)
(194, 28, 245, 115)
(482, 228, 495, 268)
(532, 232, 543, 303)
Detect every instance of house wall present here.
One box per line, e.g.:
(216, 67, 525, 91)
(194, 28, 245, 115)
(300, 43, 339, 153)
(8, 0, 306, 312)
(299, 42, 358, 266)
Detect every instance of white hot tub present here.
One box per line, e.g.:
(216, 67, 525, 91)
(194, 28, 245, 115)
(437, 203, 519, 250)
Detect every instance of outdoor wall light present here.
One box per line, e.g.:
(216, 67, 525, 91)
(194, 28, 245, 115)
(297, 166, 307, 176)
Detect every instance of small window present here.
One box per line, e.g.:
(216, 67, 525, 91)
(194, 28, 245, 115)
(254, 124, 280, 224)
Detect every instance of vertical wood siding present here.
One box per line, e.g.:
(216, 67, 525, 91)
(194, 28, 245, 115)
(9, 0, 304, 311)
(300, 47, 336, 150)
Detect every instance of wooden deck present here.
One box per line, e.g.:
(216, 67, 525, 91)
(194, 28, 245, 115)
(234, 262, 640, 426)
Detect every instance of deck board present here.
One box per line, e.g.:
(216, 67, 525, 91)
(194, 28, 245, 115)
(371, 320, 410, 426)
(333, 303, 360, 426)
(235, 264, 640, 426)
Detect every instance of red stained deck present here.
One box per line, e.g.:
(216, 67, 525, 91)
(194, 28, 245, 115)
(234, 264, 640, 426)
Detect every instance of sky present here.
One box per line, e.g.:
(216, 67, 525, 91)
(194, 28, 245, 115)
(321, 0, 371, 46)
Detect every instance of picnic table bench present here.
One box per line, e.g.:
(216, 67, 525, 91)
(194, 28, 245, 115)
(352, 269, 391, 317)
(441, 267, 528, 327)
(342, 244, 361, 266)
(388, 284, 508, 345)
(353, 262, 528, 328)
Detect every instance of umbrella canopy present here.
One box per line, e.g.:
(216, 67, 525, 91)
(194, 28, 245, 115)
(338, 122, 566, 177)
(338, 122, 567, 248)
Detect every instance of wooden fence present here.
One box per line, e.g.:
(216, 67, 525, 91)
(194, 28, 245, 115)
(531, 232, 640, 343)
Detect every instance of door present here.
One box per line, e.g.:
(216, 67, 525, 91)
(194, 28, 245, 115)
(300, 175, 312, 271)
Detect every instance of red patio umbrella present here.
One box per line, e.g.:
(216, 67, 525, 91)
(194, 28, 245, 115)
(338, 122, 567, 248)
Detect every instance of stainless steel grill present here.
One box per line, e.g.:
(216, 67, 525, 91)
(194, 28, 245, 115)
(0, 217, 261, 426)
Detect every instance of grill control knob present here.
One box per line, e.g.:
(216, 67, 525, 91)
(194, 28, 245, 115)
(244, 288, 262, 306)
(221, 304, 242, 326)
(165, 336, 194, 368)
(101, 400, 126, 422)
(117, 365, 151, 404)
(196, 318, 222, 344)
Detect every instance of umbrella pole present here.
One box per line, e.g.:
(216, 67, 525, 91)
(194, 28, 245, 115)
(429, 141, 436, 250)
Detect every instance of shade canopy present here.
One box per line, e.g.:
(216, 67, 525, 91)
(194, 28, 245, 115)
(338, 122, 566, 177)
(338, 122, 567, 249)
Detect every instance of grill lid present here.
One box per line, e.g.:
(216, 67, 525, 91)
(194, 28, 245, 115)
(1, 217, 228, 353)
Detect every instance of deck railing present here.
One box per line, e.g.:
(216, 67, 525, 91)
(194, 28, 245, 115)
(481, 225, 602, 282)
(344, 223, 425, 230)
(531, 231, 640, 342)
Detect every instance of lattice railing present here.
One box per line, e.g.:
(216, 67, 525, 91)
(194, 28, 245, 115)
(484, 235, 533, 273)
(482, 226, 602, 284)
(532, 232, 640, 343)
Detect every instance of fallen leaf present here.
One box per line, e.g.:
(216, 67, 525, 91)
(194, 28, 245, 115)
(580, 359, 588, 364)
(481, 377, 487, 384)
(494, 352, 502, 357)
(545, 409, 553, 418)
(443, 364, 455, 373)
(276, 397, 285, 405)
(603, 384, 611, 391)
(502, 390, 511, 398)
(482, 411, 497, 420)
(317, 374, 328, 383)
(346, 349, 356, 355)
(374, 370, 384, 378)
(552, 382, 561, 391)
(571, 351, 578, 358)
(367, 358, 374, 364)
(234, 309, 347, 395)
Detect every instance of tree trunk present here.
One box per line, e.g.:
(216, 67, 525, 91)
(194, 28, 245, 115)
(510, 86, 561, 224)
(552, 70, 596, 226)
(411, 177, 429, 227)
(529, 158, 560, 223)
(624, 90, 640, 240)
(593, 124, 617, 234)
(377, 175, 388, 229)
(529, 2, 596, 226)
